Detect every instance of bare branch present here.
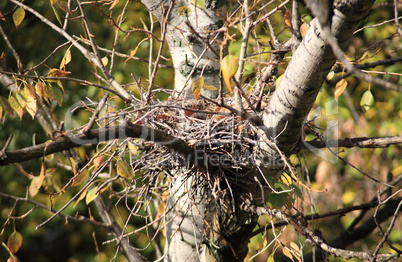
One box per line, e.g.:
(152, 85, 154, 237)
(304, 135, 402, 149)
(249, 205, 402, 262)
(9, 0, 133, 102)
(0, 191, 109, 228)
(0, 123, 199, 168)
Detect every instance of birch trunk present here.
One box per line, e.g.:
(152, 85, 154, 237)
(140, 0, 376, 261)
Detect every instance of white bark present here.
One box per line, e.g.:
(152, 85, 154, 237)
(141, 0, 223, 98)
(140, 1, 226, 261)
(140, 0, 377, 261)
(263, 0, 376, 155)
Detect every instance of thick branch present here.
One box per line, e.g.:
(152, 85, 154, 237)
(263, 0, 376, 155)
(304, 136, 402, 149)
(0, 124, 198, 167)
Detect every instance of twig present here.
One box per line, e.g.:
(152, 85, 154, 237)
(9, 0, 132, 102)
(250, 206, 401, 261)
(322, 23, 402, 92)
(234, 0, 251, 110)
(0, 70, 127, 101)
(0, 191, 109, 228)
(0, 24, 23, 72)
(146, 1, 173, 103)
(82, 93, 109, 135)
(0, 135, 13, 160)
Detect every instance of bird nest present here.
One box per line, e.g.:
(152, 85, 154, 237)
(116, 96, 270, 201)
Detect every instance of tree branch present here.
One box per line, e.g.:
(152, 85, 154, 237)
(0, 123, 200, 168)
(263, 0, 376, 155)
(304, 135, 402, 149)
(0, 191, 109, 228)
(249, 205, 401, 262)
(9, 0, 133, 102)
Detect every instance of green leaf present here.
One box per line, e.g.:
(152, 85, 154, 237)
(190, 0, 204, 8)
(117, 160, 133, 180)
(71, 169, 89, 187)
(50, 2, 63, 26)
(360, 90, 374, 112)
(290, 184, 303, 199)
(7, 231, 23, 254)
(13, 7, 25, 30)
(52, 85, 64, 106)
(267, 192, 289, 209)
(85, 187, 99, 205)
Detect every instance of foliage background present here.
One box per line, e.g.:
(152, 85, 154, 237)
(0, 0, 401, 261)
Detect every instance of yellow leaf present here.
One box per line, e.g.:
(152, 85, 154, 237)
(13, 7, 25, 30)
(124, 37, 149, 64)
(101, 56, 108, 67)
(284, 9, 292, 27)
(24, 92, 37, 119)
(204, 83, 218, 91)
(7, 231, 23, 254)
(334, 79, 347, 101)
(117, 160, 133, 180)
(29, 161, 46, 197)
(70, 157, 76, 176)
(60, 48, 72, 69)
(283, 247, 294, 261)
(9, 93, 26, 120)
(50, 0, 58, 7)
(35, 82, 45, 101)
(22, 84, 37, 119)
(191, 77, 204, 100)
(289, 241, 300, 252)
(221, 55, 238, 92)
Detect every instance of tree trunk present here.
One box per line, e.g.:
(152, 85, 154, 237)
(141, 0, 376, 261)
